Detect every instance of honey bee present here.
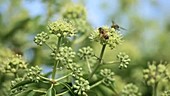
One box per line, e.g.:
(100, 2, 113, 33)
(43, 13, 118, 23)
(111, 21, 126, 31)
(98, 27, 109, 39)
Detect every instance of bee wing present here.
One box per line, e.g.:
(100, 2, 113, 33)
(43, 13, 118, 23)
(112, 20, 115, 24)
(119, 26, 127, 30)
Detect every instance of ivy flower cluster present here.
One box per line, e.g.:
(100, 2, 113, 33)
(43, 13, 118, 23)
(90, 26, 123, 49)
(78, 46, 94, 60)
(34, 31, 49, 46)
(117, 52, 131, 69)
(62, 4, 86, 20)
(48, 19, 76, 37)
(62, 4, 91, 34)
(3, 54, 27, 74)
(73, 77, 90, 96)
(24, 66, 42, 82)
(66, 63, 83, 79)
(100, 68, 115, 86)
(143, 61, 169, 86)
(51, 46, 76, 66)
(121, 83, 142, 96)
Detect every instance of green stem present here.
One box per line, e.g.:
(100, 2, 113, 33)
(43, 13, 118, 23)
(56, 90, 69, 96)
(88, 44, 106, 79)
(105, 61, 120, 64)
(90, 80, 103, 89)
(45, 42, 53, 51)
(33, 90, 46, 94)
(52, 61, 59, 79)
(51, 37, 62, 80)
(57, 37, 62, 50)
(55, 73, 72, 82)
(152, 82, 158, 96)
(86, 56, 92, 73)
(39, 75, 51, 82)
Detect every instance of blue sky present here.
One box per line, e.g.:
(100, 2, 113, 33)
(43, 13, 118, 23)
(21, 0, 170, 28)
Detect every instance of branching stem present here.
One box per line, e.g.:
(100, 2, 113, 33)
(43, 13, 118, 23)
(52, 37, 62, 80)
(88, 44, 106, 79)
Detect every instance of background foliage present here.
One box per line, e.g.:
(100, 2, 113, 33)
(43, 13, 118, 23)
(0, 0, 170, 96)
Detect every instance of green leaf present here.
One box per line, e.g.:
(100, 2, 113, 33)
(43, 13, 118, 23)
(46, 85, 56, 96)
(87, 90, 98, 96)
(11, 80, 34, 89)
(12, 90, 32, 96)
(27, 91, 36, 96)
(59, 82, 76, 96)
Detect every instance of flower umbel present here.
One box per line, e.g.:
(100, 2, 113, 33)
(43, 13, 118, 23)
(25, 66, 42, 82)
(62, 4, 86, 20)
(143, 61, 168, 86)
(51, 46, 76, 66)
(66, 63, 83, 79)
(121, 83, 142, 96)
(100, 68, 115, 86)
(34, 31, 49, 46)
(73, 77, 90, 96)
(90, 26, 123, 49)
(48, 19, 76, 37)
(117, 52, 131, 69)
(78, 46, 94, 59)
(4, 54, 27, 73)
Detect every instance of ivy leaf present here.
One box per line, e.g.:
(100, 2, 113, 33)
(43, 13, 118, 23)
(11, 80, 34, 89)
(46, 85, 56, 96)
(27, 91, 36, 96)
(59, 82, 76, 96)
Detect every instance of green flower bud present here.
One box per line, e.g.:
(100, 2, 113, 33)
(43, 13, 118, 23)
(11, 78, 23, 87)
(158, 64, 166, 73)
(143, 74, 149, 80)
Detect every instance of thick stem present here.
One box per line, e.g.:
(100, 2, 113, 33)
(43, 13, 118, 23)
(57, 37, 62, 50)
(52, 61, 59, 79)
(152, 82, 158, 96)
(51, 37, 62, 80)
(88, 44, 106, 79)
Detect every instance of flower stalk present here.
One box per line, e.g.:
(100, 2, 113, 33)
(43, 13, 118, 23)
(52, 37, 62, 80)
(90, 80, 103, 89)
(89, 44, 106, 79)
